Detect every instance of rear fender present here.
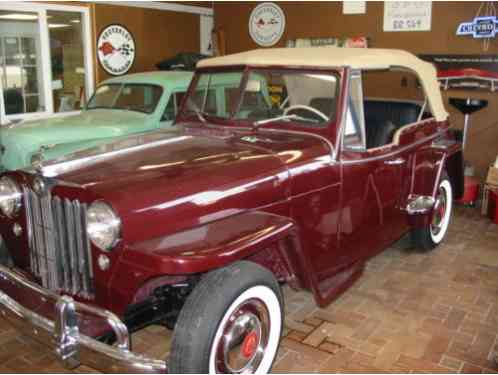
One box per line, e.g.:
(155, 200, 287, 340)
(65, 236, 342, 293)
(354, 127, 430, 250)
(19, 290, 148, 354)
(406, 137, 462, 228)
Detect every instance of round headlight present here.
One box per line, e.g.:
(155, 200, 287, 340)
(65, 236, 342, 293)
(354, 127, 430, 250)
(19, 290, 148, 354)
(86, 202, 121, 251)
(0, 176, 22, 218)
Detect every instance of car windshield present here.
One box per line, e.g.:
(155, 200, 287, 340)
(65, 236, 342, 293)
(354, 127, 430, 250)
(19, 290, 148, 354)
(87, 83, 163, 114)
(180, 69, 339, 127)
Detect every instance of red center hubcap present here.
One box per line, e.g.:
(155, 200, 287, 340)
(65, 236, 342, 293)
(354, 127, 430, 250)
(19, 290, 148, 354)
(241, 331, 258, 359)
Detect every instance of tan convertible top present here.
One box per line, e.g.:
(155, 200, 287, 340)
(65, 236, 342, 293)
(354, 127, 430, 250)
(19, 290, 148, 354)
(198, 48, 448, 121)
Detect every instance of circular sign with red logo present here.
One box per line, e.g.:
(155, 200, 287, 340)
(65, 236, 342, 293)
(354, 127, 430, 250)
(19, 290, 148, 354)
(249, 2, 286, 47)
(97, 24, 136, 76)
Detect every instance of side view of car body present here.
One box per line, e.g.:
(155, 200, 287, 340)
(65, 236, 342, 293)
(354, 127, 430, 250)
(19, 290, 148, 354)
(0, 48, 463, 373)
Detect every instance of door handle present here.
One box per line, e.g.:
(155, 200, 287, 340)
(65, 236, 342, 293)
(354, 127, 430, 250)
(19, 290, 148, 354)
(384, 158, 405, 165)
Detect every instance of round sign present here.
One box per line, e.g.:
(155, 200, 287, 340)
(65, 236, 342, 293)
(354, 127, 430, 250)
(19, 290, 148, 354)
(249, 2, 286, 47)
(97, 24, 136, 76)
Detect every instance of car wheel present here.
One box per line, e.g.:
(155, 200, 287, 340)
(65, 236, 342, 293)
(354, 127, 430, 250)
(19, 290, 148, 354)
(412, 174, 453, 251)
(169, 261, 283, 374)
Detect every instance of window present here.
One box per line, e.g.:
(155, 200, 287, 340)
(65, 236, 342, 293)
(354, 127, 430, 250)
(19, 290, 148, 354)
(0, 3, 93, 125)
(362, 69, 432, 149)
(48, 10, 88, 113)
(0, 12, 44, 115)
(87, 84, 163, 114)
(161, 91, 186, 122)
(236, 70, 338, 127)
(343, 70, 366, 151)
(180, 69, 339, 126)
(184, 71, 242, 119)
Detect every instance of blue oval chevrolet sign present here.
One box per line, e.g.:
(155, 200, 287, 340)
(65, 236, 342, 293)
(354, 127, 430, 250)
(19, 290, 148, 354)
(457, 16, 498, 39)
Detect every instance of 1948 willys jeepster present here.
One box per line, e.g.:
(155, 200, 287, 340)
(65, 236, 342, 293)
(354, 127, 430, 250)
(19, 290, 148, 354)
(0, 48, 463, 374)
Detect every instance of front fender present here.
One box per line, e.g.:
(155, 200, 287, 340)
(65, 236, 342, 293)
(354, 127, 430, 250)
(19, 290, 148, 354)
(123, 211, 295, 275)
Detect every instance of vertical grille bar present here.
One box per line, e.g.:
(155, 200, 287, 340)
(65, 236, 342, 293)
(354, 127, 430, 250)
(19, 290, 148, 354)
(24, 188, 94, 299)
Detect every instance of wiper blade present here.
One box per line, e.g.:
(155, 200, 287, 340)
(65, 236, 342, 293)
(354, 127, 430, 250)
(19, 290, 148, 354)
(254, 114, 319, 127)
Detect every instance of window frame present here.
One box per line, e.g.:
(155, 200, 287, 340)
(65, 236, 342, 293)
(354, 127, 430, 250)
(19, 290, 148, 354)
(342, 69, 367, 152)
(86, 83, 164, 114)
(0, 2, 94, 125)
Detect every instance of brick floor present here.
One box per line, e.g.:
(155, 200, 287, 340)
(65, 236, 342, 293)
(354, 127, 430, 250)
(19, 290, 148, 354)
(0, 206, 497, 373)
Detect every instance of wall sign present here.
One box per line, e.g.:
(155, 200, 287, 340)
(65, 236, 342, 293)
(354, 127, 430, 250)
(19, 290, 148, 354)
(420, 54, 498, 91)
(383, 1, 432, 32)
(97, 24, 136, 76)
(457, 16, 498, 39)
(249, 2, 286, 47)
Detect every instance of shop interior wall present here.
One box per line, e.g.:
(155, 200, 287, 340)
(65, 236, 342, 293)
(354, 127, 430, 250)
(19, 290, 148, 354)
(92, 3, 201, 83)
(214, 1, 498, 179)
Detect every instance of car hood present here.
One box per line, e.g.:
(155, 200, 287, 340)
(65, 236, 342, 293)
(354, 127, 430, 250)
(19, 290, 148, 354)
(1, 109, 150, 170)
(47, 126, 325, 243)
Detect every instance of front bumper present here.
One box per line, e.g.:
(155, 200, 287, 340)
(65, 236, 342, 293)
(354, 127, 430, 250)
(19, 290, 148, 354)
(0, 264, 167, 373)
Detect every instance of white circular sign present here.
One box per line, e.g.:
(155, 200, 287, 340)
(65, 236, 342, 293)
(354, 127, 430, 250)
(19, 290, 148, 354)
(249, 2, 286, 47)
(97, 24, 136, 76)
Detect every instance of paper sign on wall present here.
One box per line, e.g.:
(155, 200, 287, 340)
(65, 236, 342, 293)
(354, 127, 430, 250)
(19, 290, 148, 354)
(343, 1, 366, 15)
(383, 1, 432, 32)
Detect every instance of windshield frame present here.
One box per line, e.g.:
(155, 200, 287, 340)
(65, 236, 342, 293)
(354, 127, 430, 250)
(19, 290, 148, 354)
(86, 82, 164, 114)
(176, 65, 342, 131)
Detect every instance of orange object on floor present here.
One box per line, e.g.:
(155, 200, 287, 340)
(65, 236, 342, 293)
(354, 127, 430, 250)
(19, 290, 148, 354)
(457, 176, 480, 205)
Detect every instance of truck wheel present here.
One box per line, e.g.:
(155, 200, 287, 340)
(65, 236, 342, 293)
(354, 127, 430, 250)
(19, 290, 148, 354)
(169, 261, 283, 374)
(412, 175, 453, 251)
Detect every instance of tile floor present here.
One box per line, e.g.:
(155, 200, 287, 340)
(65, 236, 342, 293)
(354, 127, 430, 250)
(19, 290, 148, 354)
(0, 206, 497, 373)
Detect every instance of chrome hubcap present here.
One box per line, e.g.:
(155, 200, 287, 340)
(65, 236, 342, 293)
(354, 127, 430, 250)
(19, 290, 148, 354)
(215, 299, 270, 373)
(431, 186, 447, 236)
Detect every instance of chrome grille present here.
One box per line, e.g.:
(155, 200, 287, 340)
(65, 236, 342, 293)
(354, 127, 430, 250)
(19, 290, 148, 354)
(24, 188, 94, 298)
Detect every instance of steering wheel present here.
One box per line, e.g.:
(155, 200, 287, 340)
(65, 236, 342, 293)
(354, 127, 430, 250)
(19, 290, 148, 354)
(283, 105, 329, 122)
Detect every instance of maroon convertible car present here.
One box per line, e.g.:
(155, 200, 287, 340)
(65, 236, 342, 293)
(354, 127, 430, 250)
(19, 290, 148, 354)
(0, 47, 463, 373)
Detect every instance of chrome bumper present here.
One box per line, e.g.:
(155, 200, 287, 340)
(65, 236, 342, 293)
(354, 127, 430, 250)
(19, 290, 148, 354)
(0, 264, 167, 373)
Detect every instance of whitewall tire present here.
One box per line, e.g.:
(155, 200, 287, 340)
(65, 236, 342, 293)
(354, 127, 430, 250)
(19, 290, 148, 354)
(412, 174, 453, 251)
(169, 261, 283, 374)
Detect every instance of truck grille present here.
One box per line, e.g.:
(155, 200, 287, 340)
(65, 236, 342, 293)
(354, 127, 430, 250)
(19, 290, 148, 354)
(24, 188, 94, 299)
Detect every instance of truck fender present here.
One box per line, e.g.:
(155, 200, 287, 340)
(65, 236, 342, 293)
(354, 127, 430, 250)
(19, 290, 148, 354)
(124, 211, 296, 275)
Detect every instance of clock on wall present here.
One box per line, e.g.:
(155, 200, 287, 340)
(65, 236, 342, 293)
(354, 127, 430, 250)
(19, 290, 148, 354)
(97, 24, 136, 76)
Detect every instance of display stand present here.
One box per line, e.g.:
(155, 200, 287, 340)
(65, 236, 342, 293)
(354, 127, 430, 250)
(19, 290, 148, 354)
(449, 98, 488, 205)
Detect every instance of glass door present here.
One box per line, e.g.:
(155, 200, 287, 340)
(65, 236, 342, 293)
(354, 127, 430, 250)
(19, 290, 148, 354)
(0, 10, 45, 117)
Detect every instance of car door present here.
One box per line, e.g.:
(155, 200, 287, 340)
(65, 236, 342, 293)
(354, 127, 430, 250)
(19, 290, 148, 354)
(339, 70, 405, 264)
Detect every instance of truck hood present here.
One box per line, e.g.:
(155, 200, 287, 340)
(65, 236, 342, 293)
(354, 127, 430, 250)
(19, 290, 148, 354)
(1, 109, 150, 170)
(49, 126, 305, 243)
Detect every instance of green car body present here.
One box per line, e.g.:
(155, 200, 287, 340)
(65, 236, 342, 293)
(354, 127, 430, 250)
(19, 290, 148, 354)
(0, 71, 194, 171)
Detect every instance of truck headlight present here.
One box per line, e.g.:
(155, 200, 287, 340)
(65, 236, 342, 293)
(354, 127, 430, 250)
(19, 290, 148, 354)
(86, 202, 121, 251)
(0, 176, 22, 218)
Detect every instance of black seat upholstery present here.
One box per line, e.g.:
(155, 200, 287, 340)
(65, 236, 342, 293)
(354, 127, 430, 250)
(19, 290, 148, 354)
(364, 100, 421, 149)
(368, 121, 397, 149)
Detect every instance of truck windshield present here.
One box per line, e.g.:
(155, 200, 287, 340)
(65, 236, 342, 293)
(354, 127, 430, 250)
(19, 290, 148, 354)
(87, 84, 163, 114)
(180, 69, 339, 127)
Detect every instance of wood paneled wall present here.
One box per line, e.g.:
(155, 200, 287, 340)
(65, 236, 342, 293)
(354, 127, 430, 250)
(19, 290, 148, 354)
(213, 1, 498, 179)
(92, 3, 201, 83)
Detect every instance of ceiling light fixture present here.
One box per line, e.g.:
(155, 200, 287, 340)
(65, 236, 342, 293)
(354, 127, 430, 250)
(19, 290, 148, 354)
(0, 13, 38, 21)
(49, 23, 71, 29)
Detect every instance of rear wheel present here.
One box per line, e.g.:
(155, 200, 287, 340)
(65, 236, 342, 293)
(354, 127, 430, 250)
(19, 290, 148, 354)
(412, 175, 453, 251)
(169, 261, 283, 374)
